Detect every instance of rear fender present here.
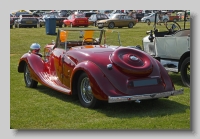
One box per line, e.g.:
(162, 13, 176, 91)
(71, 61, 122, 101)
(178, 51, 190, 71)
(156, 60, 175, 90)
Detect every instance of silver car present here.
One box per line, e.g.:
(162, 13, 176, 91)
(15, 14, 39, 28)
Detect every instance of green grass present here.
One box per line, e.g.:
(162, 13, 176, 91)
(10, 22, 190, 129)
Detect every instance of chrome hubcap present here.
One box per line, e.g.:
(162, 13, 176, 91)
(80, 77, 93, 103)
(25, 65, 32, 85)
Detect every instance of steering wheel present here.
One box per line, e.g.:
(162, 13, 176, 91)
(82, 38, 98, 45)
(165, 21, 181, 33)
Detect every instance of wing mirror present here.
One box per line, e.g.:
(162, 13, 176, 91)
(148, 30, 154, 42)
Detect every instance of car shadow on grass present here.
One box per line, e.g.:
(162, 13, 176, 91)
(168, 72, 185, 87)
(36, 84, 189, 119)
(97, 99, 189, 118)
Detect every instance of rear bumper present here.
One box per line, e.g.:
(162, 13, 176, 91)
(108, 88, 184, 103)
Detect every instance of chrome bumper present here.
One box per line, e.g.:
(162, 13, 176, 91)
(108, 89, 184, 103)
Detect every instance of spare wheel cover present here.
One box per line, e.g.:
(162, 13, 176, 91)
(111, 48, 153, 76)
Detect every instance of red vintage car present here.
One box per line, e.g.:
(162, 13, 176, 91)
(18, 28, 183, 108)
(63, 14, 89, 27)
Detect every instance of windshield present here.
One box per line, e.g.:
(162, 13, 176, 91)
(75, 14, 85, 18)
(109, 14, 117, 19)
(55, 29, 122, 48)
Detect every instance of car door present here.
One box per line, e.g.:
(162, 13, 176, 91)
(62, 52, 76, 87)
(123, 15, 132, 26)
(65, 15, 71, 26)
(119, 15, 127, 26)
(155, 35, 190, 59)
(51, 47, 75, 88)
(114, 15, 122, 26)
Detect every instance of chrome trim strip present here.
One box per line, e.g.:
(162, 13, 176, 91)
(108, 89, 184, 103)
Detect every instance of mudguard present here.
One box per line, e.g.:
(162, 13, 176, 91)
(71, 61, 124, 101)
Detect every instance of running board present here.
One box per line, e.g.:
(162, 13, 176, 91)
(160, 59, 179, 73)
(37, 72, 71, 94)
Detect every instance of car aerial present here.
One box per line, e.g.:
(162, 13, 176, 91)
(14, 14, 39, 28)
(17, 28, 183, 108)
(43, 11, 64, 28)
(142, 10, 190, 87)
(63, 14, 89, 27)
(88, 13, 109, 26)
(96, 13, 137, 29)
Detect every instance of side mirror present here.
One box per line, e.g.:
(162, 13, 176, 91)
(148, 30, 154, 42)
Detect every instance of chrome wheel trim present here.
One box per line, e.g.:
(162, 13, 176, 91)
(80, 77, 93, 103)
(25, 65, 32, 86)
(109, 23, 114, 28)
(129, 22, 133, 27)
(187, 63, 190, 79)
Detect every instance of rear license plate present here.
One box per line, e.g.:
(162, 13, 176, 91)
(133, 79, 158, 87)
(79, 21, 85, 23)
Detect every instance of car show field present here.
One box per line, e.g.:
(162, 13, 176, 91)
(10, 21, 190, 129)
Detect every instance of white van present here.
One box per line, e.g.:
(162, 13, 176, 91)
(141, 13, 169, 23)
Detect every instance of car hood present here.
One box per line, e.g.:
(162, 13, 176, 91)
(97, 19, 113, 23)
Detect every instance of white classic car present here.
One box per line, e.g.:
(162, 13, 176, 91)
(141, 12, 169, 23)
(142, 11, 190, 87)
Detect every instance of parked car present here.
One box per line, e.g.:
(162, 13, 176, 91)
(15, 11, 30, 18)
(14, 14, 39, 28)
(17, 28, 183, 108)
(97, 13, 137, 29)
(141, 12, 169, 23)
(38, 17, 45, 27)
(63, 14, 89, 27)
(32, 12, 45, 27)
(58, 10, 71, 18)
(81, 12, 97, 19)
(88, 13, 109, 26)
(10, 14, 15, 28)
(142, 11, 190, 87)
(43, 12, 64, 28)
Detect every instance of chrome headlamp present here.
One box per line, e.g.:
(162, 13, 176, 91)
(29, 43, 41, 54)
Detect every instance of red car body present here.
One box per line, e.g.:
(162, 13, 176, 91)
(63, 14, 89, 27)
(18, 28, 183, 108)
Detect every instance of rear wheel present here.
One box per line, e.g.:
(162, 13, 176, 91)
(180, 57, 190, 87)
(77, 72, 100, 108)
(108, 22, 115, 29)
(24, 63, 38, 88)
(163, 18, 168, 23)
(145, 19, 150, 23)
(128, 22, 134, 28)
